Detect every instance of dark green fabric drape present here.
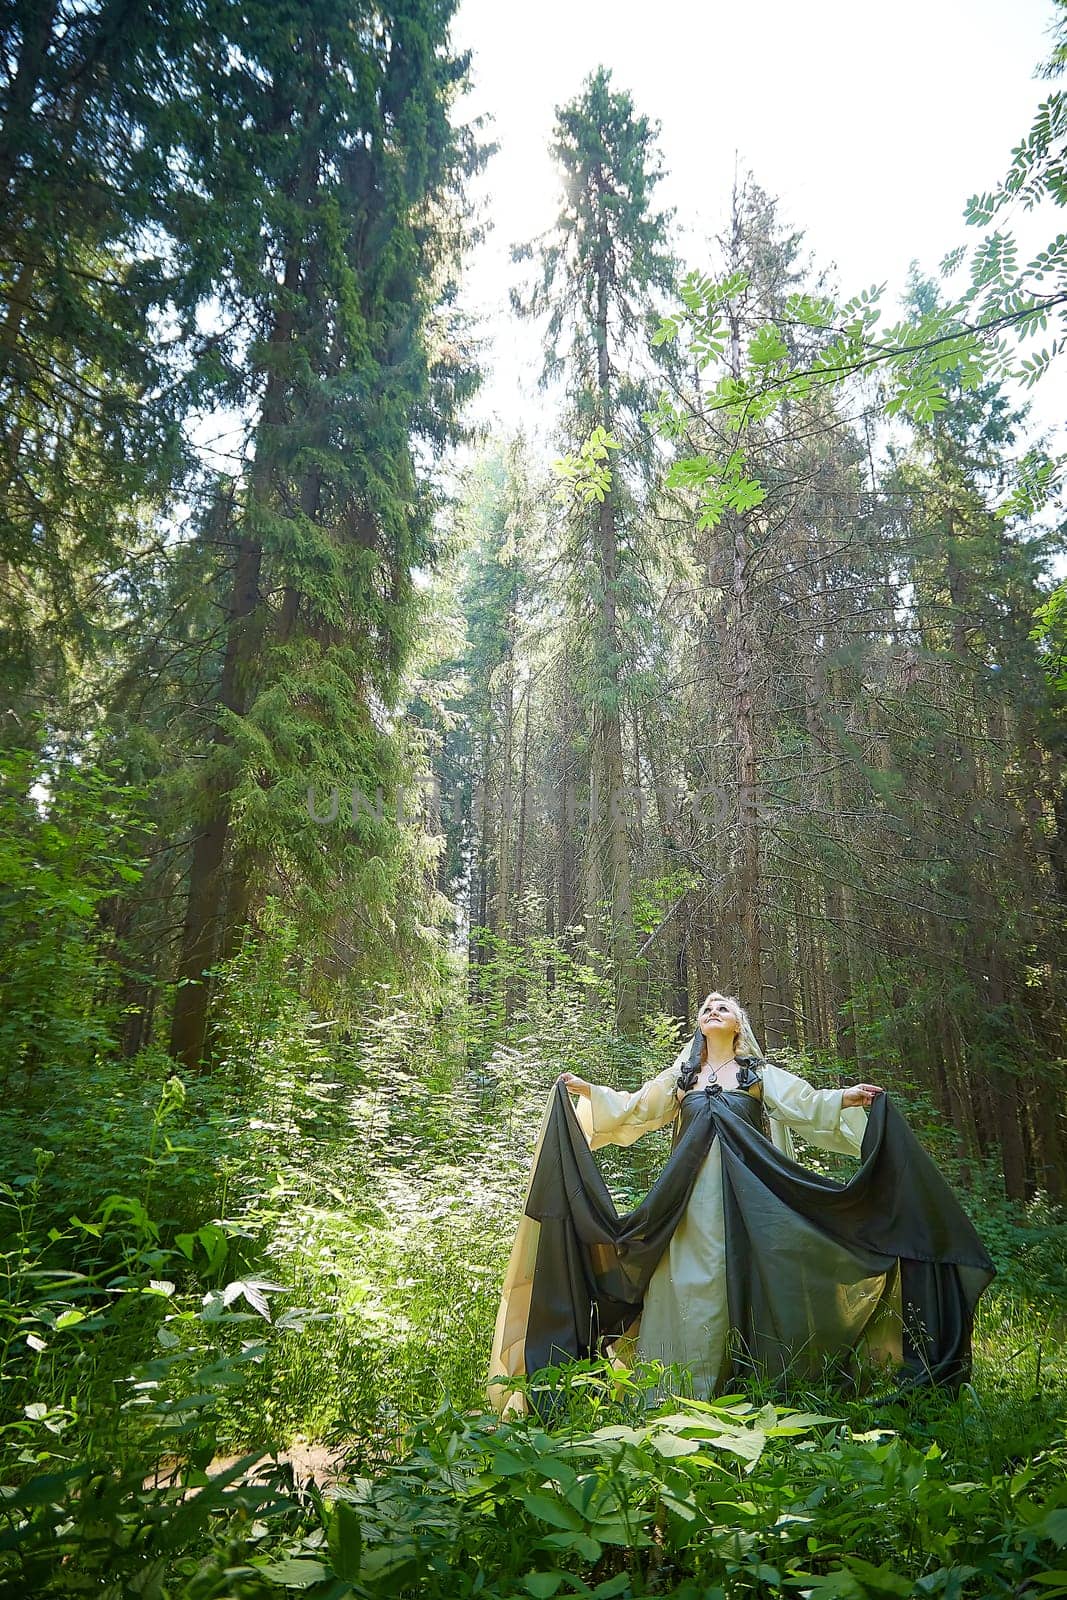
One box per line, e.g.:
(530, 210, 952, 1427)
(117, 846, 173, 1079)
(521, 1083, 994, 1401)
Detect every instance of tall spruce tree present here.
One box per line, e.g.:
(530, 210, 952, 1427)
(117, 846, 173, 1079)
(165, 0, 484, 1069)
(511, 66, 676, 1033)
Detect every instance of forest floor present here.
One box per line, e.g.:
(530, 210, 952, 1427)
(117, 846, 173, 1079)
(146, 1440, 347, 1493)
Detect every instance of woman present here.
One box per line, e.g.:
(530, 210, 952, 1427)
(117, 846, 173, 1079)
(487, 991, 995, 1417)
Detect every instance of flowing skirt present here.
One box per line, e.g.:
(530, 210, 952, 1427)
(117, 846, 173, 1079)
(632, 1135, 906, 1401)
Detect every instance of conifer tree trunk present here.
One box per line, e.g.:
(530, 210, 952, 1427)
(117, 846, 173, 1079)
(648, 730, 691, 1027)
(730, 504, 764, 1035)
(724, 188, 764, 1033)
(507, 679, 532, 1016)
(558, 696, 578, 948)
(632, 707, 645, 857)
(581, 748, 604, 954)
(168, 480, 265, 1069)
(988, 952, 1029, 1200)
(593, 190, 639, 1032)
(469, 725, 493, 994)
(496, 605, 516, 944)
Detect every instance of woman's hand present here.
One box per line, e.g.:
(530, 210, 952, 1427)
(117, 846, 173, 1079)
(559, 1072, 592, 1098)
(842, 1083, 884, 1107)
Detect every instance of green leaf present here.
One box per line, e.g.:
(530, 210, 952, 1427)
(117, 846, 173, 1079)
(591, 1576, 632, 1598)
(525, 1493, 583, 1531)
(706, 1429, 768, 1464)
(648, 1432, 701, 1457)
(965, 191, 998, 225)
(255, 1558, 329, 1587)
(783, 1571, 865, 1598)
(590, 1519, 652, 1548)
(766, 1412, 843, 1435)
(1031, 1510, 1067, 1547)
(843, 1555, 914, 1596)
(197, 1224, 229, 1273)
(748, 324, 788, 365)
(327, 1499, 362, 1581)
(540, 1530, 603, 1560)
(359, 1543, 417, 1578)
(524, 1574, 565, 1599)
(659, 1492, 698, 1522)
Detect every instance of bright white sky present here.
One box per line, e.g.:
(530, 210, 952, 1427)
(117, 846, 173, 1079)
(450, 0, 1067, 491)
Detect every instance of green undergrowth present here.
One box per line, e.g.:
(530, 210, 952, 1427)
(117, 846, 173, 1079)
(0, 1346, 1065, 1598)
(1, 965, 1065, 1596)
(232, 1374, 1067, 1600)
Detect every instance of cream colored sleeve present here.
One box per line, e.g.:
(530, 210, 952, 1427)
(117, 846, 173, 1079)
(572, 1048, 686, 1150)
(761, 1061, 868, 1158)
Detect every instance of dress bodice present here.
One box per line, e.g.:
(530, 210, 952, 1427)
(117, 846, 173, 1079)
(677, 1059, 765, 1137)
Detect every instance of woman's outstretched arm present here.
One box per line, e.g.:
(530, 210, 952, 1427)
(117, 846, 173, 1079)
(762, 1061, 882, 1157)
(559, 1048, 686, 1150)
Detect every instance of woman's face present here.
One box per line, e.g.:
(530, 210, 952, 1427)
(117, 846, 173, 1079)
(698, 992, 740, 1044)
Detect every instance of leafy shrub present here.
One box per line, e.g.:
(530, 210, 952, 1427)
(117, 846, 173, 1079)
(0, 744, 147, 1091)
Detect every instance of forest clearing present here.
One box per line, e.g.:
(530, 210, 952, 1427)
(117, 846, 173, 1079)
(1, 0, 1066, 1595)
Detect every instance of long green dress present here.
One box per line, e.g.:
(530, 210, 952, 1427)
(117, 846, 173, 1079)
(488, 1051, 994, 1416)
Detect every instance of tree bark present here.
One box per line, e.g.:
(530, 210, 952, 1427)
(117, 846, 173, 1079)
(558, 687, 578, 949)
(590, 163, 639, 1032)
